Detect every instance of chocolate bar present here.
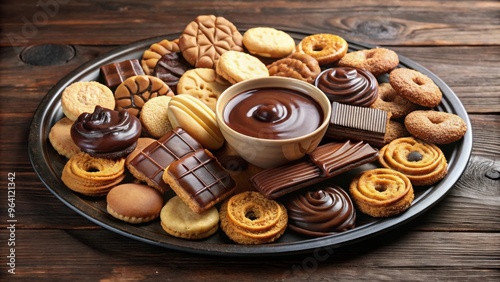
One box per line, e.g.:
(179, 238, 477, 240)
(326, 102, 390, 148)
(165, 148, 235, 213)
(250, 140, 378, 199)
(154, 52, 192, 93)
(128, 127, 202, 192)
(100, 59, 145, 89)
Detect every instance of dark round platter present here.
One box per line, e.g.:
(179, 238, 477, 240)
(28, 30, 473, 256)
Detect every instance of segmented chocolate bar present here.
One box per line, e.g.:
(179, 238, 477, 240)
(128, 127, 202, 192)
(251, 140, 378, 199)
(100, 59, 145, 89)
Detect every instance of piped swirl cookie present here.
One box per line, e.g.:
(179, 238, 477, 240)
(378, 137, 448, 186)
(219, 191, 288, 245)
(349, 168, 414, 217)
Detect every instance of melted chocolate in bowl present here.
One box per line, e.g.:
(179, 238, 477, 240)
(223, 87, 324, 139)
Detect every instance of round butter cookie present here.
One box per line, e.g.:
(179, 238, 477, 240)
(349, 168, 414, 217)
(243, 27, 295, 58)
(295, 33, 348, 65)
(216, 51, 269, 84)
(389, 68, 442, 108)
(61, 152, 126, 196)
(177, 68, 230, 112)
(160, 196, 219, 239)
(167, 94, 224, 150)
(338, 47, 399, 77)
(140, 96, 174, 138)
(267, 52, 321, 84)
(49, 117, 81, 159)
(379, 137, 448, 186)
(179, 15, 243, 69)
(141, 39, 180, 75)
(219, 191, 288, 245)
(61, 81, 115, 121)
(107, 183, 164, 224)
(114, 75, 174, 117)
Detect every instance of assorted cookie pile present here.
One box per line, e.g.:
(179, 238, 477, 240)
(48, 15, 468, 244)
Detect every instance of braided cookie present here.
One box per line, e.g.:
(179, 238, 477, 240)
(61, 152, 126, 196)
(220, 191, 287, 244)
(349, 168, 414, 217)
(267, 52, 321, 84)
(379, 137, 448, 186)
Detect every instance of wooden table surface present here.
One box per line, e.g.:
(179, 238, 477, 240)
(1, 0, 499, 281)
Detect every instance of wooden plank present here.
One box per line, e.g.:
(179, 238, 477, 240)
(6, 229, 499, 280)
(1, 0, 499, 46)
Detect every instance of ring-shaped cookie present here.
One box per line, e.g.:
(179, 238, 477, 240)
(404, 110, 467, 144)
(338, 48, 399, 77)
(349, 168, 414, 217)
(295, 33, 348, 65)
(389, 68, 442, 107)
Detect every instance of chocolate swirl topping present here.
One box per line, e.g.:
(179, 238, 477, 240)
(286, 186, 356, 237)
(315, 67, 378, 107)
(71, 105, 142, 154)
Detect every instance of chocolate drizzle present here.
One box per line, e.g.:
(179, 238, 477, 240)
(315, 67, 378, 107)
(286, 186, 356, 237)
(250, 140, 379, 199)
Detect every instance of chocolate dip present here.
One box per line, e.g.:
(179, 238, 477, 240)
(223, 87, 323, 139)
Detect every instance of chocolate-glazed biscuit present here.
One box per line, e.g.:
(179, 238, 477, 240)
(163, 148, 235, 213)
(100, 59, 145, 90)
(127, 127, 202, 192)
(251, 140, 379, 199)
(154, 52, 192, 94)
(179, 15, 243, 69)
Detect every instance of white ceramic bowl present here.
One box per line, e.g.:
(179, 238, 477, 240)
(216, 77, 331, 168)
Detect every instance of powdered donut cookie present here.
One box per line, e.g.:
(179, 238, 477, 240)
(114, 75, 174, 117)
(179, 15, 243, 69)
(389, 68, 442, 108)
(295, 33, 348, 65)
(404, 110, 467, 144)
(141, 39, 180, 75)
(61, 81, 115, 121)
(160, 196, 219, 239)
(349, 168, 414, 217)
(106, 183, 164, 224)
(267, 52, 321, 84)
(177, 68, 230, 111)
(243, 27, 295, 58)
(216, 51, 269, 84)
(338, 47, 399, 77)
(379, 137, 448, 186)
(219, 191, 288, 245)
(61, 152, 126, 196)
(49, 117, 81, 159)
(140, 96, 174, 138)
(370, 83, 418, 119)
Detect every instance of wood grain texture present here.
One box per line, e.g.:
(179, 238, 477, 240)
(0, 0, 499, 280)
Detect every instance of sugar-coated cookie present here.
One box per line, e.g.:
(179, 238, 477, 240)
(404, 110, 467, 144)
(295, 33, 348, 65)
(243, 27, 295, 58)
(61, 81, 115, 121)
(350, 168, 414, 217)
(106, 183, 164, 224)
(141, 39, 180, 75)
(49, 117, 81, 159)
(267, 52, 321, 84)
(140, 96, 174, 138)
(389, 68, 442, 108)
(216, 51, 269, 84)
(338, 47, 399, 77)
(370, 83, 418, 119)
(177, 68, 230, 111)
(219, 191, 288, 245)
(179, 15, 243, 69)
(160, 196, 219, 239)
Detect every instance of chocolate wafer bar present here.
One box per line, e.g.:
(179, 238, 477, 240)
(251, 140, 378, 199)
(326, 102, 391, 147)
(128, 127, 202, 192)
(163, 148, 235, 213)
(100, 59, 145, 89)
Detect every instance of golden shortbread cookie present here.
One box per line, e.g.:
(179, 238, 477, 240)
(216, 51, 269, 84)
(61, 81, 115, 121)
(177, 68, 230, 111)
(48, 117, 81, 159)
(243, 27, 295, 58)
